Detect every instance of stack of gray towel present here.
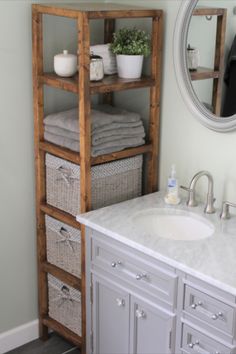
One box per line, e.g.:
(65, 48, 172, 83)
(44, 104, 146, 157)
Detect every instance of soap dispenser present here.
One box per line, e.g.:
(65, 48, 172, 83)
(164, 164, 181, 205)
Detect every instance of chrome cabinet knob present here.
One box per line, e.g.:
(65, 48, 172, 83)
(116, 298, 125, 307)
(211, 311, 223, 320)
(136, 309, 146, 319)
(188, 340, 199, 349)
(111, 261, 122, 268)
(136, 273, 147, 281)
(191, 301, 202, 309)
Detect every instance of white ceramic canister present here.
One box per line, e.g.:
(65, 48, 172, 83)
(186, 45, 200, 71)
(90, 54, 104, 81)
(54, 50, 77, 77)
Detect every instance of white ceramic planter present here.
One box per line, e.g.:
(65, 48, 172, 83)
(116, 54, 144, 79)
(54, 50, 77, 77)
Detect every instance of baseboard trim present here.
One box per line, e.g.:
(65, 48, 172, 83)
(0, 319, 39, 354)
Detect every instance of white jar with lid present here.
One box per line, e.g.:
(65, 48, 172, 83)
(54, 50, 77, 77)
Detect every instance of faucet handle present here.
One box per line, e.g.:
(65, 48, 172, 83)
(220, 201, 236, 220)
(180, 186, 198, 207)
(180, 185, 191, 192)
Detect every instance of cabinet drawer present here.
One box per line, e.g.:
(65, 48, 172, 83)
(92, 238, 177, 306)
(182, 324, 234, 354)
(184, 285, 235, 335)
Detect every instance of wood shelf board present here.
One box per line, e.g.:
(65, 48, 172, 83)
(91, 144, 153, 165)
(193, 8, 226, 16)
(40, 140, 152, 165)
(41, 261, 81, 290)
(33, 3, 162, 19)
(40, 141, 81, 164)
(40, 203, 81, 229)
(42, 316, 82, 347)
(190, 67, 220, 81)
(40, 73, 156, 94)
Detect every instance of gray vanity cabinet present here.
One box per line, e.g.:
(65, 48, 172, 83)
(92, 275, 130, 354)
(88, 230, 176, 354)
(129, 295, 174, 354)
(92, 274, 174, 354)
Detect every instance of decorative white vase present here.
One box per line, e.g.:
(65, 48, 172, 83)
(116, 54, 144, 79)
(54, 50, 77, 77)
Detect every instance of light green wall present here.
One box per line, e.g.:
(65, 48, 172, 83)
(110, 0, 236, 206)
(0, 0, 102, 334)
(1, 0, 236, 335)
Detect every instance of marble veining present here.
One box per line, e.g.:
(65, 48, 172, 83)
(76, 192, 236, 295)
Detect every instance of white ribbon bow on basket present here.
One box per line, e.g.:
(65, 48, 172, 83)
(52, 285, 81, 307)
(55, 227, 77, 252)
(56, 166, 79, 186)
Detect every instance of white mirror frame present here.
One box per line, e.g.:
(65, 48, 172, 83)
(173, 0, 236, 132)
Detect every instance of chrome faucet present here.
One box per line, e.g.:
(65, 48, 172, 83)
(181, 171, 216, 214)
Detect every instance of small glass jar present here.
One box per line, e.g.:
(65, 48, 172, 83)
(90, 54, 104, 81)
(187, 44, 199, 71)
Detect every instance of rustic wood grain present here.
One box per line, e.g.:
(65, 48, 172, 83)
(147, 13, 163, 193)
(39, 141, 81, 164)
(103, 19, 115, 105)
(78, 13, 91, 354)
(33, 3, 162, 20)
(42, 316, 82, 347)
(212, 9, 227, 116)
(40, 72, 155, 94)
(91, 144, 152, 165)
(190, 67, 220, 81)
(32, 7, 48, 340)
(41, 262, 81, 290)
(40, 203, 81, 229)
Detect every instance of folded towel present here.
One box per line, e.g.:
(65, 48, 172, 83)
(44, 123, 145, 145)
(44, 105, 142, 133)
(44, 131, 145, 157)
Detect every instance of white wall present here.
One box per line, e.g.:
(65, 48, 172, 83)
(1, 0, 236, 336)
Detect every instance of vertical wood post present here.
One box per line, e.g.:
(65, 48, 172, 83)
(32, 6, 48, 340)
(103, 19, 115, 105)
(212, 10, 227, 116)
(78, 12, 91, 354)
(147, 13, 163, 193)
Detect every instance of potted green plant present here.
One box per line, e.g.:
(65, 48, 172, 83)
(110, 27, 151, 79)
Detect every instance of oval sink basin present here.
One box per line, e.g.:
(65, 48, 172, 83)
(132, 208, 215, 241)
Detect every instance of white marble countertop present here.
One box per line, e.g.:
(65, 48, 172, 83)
(77, 192, 236, 295)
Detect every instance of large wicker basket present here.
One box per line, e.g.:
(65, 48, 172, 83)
(45, 215, 81, 277)
(48, 274, 81, 336)
(46, 153, 143, 216)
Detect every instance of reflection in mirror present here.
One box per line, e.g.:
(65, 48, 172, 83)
(187, 1, 236, 118)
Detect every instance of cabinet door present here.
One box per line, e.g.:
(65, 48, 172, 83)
(130, 296, 175, 354)
(92, 274, 130, 354)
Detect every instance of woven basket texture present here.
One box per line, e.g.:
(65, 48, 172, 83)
(46, 153, 142, 216)
(48, 274, 81, 336)
(46, 215, 81, 277)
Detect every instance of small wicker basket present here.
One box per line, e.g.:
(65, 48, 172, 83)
(46, 153, 143, 216)
(45, 215, 81, 277)
(48, 274, 81, 336)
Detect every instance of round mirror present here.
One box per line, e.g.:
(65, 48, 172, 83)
(174, 0, 236, 132)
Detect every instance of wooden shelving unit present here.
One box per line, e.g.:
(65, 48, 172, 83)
(32, 3, 163, 353)
(191, 7, 227, 115)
